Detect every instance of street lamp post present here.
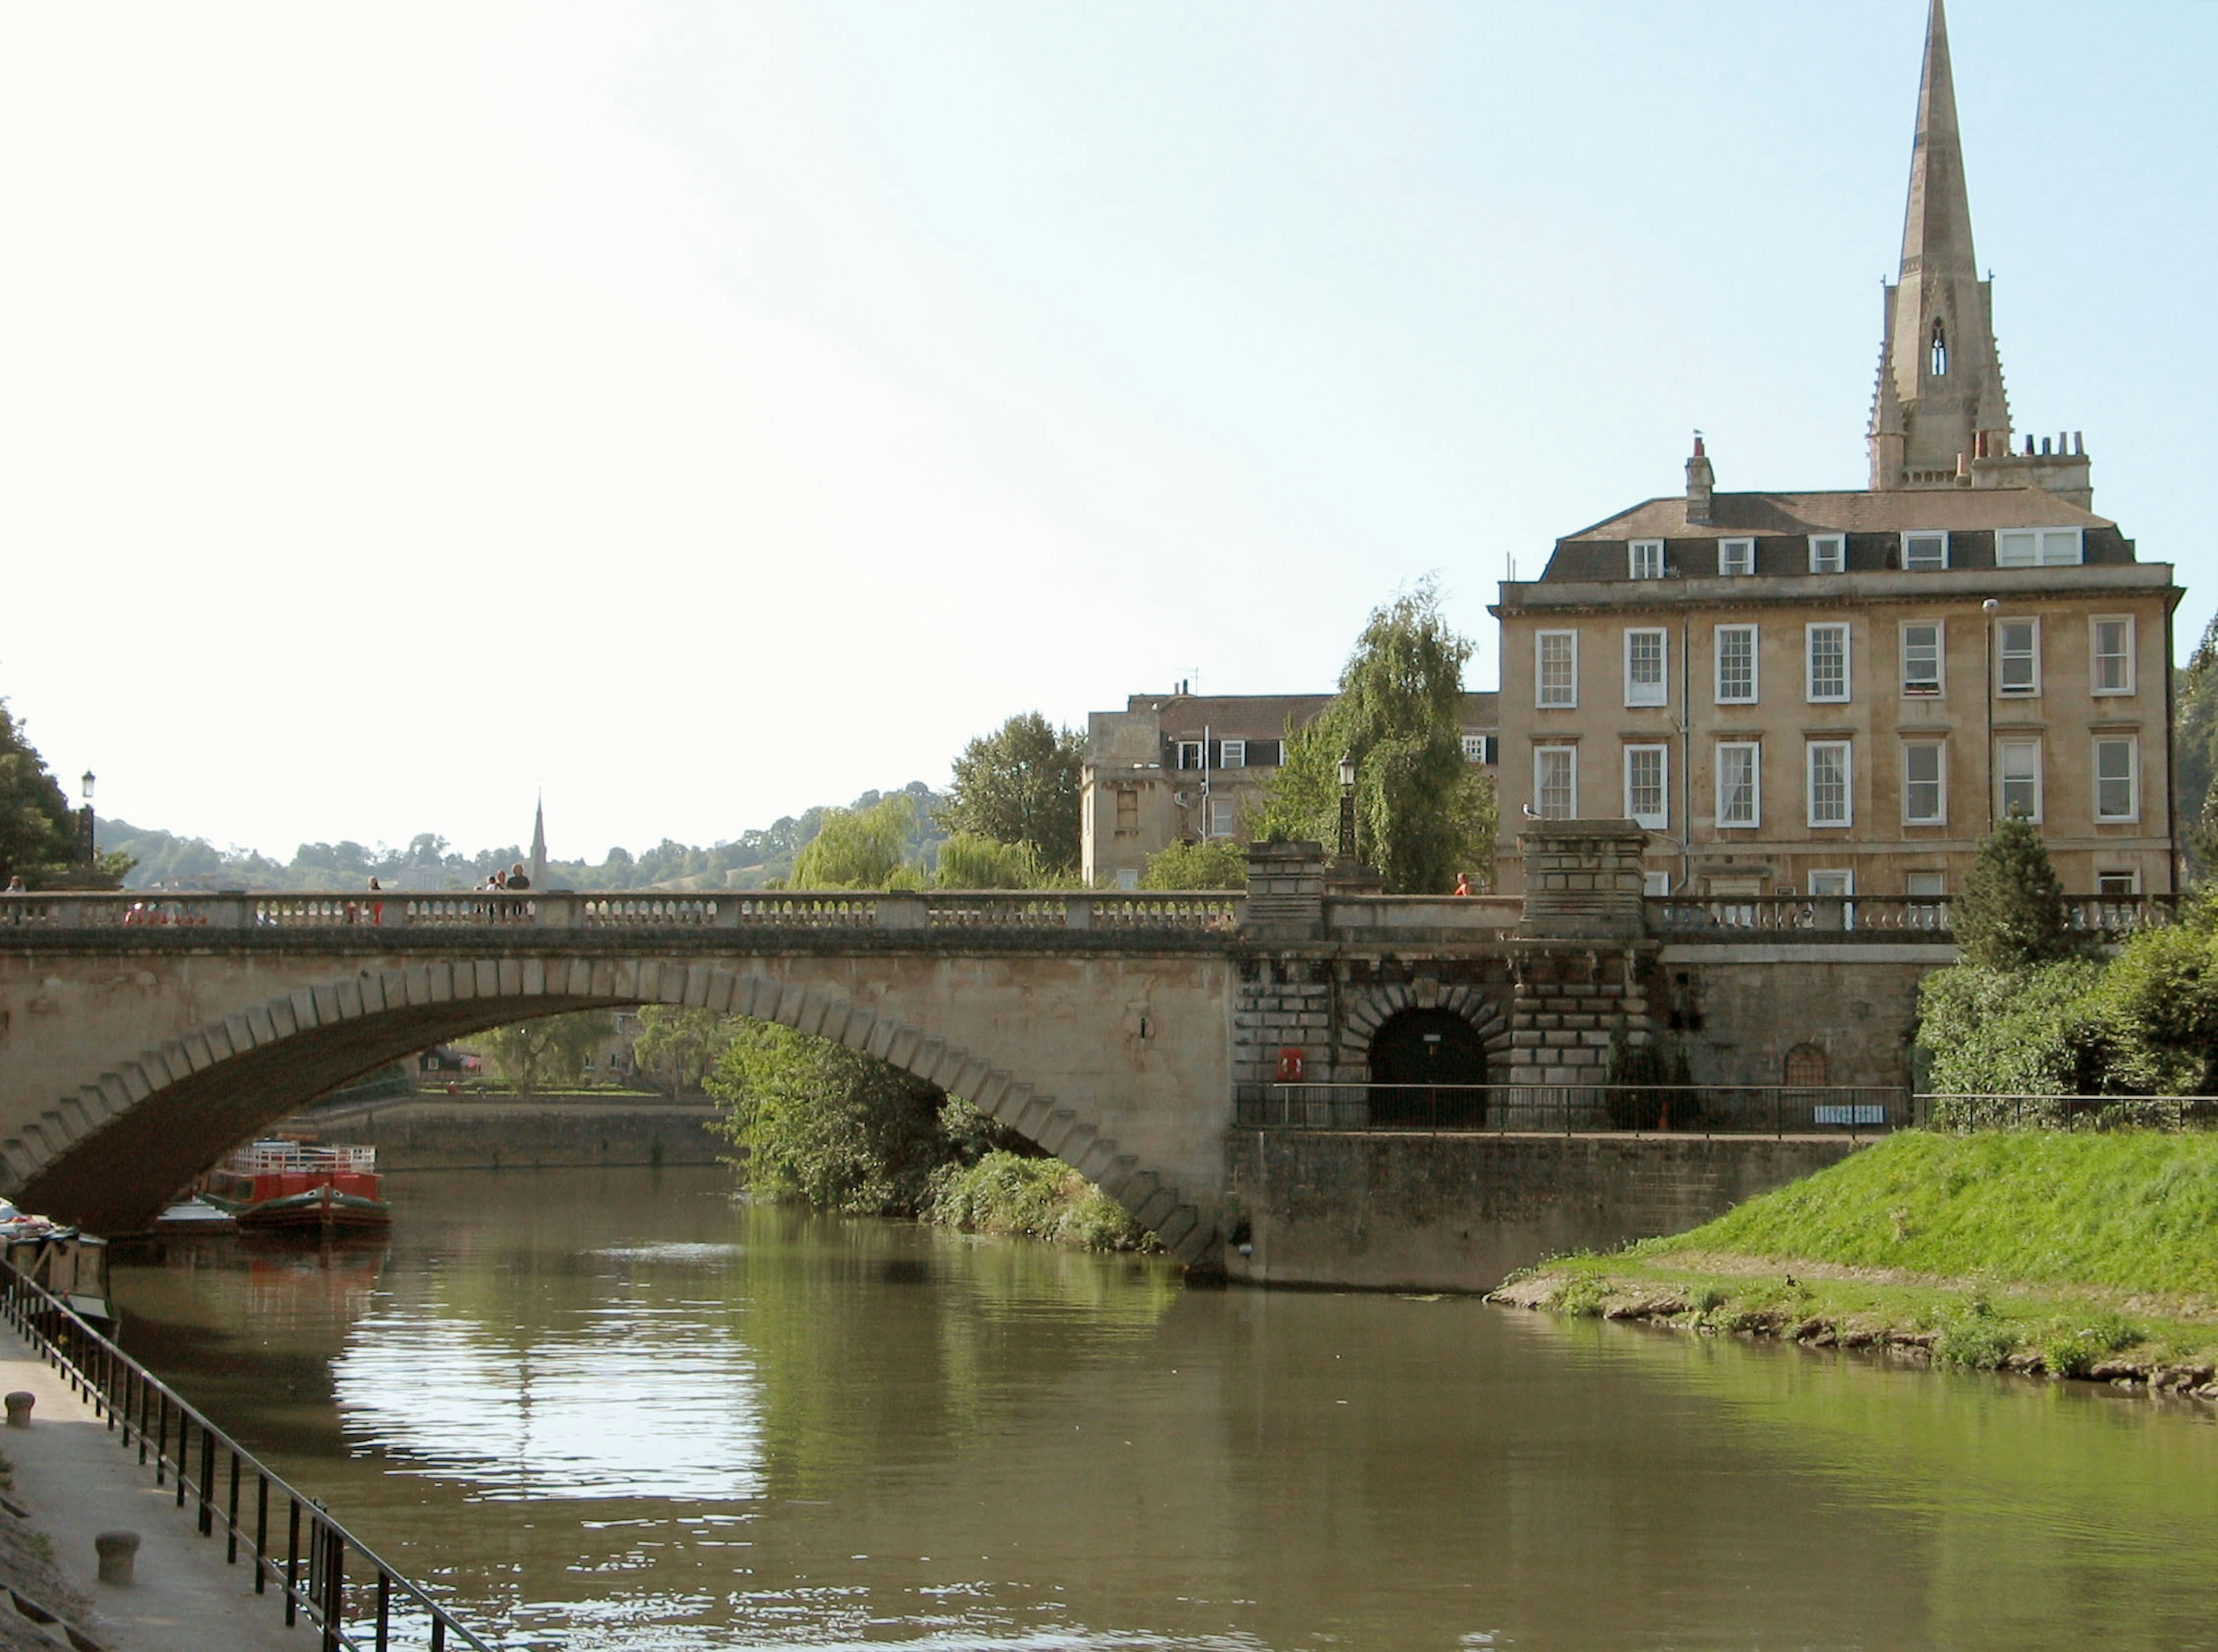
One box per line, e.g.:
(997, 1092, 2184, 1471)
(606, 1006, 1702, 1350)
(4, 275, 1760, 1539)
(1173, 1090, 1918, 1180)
(1337, 751, 1358, 862)
(78, 771, 96, 867)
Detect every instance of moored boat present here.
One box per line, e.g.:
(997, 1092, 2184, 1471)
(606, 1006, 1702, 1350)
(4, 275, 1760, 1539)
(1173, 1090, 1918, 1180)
(203, 1141, 391, 1237)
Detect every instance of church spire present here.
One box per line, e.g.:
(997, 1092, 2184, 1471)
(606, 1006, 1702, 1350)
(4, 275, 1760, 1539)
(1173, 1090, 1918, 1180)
(1868, 0, 2011, 490)
(530, 792, 548, 891)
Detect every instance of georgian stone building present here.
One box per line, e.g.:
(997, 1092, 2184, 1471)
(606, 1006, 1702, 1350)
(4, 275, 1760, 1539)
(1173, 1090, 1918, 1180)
(1492, 1, 2180, 901)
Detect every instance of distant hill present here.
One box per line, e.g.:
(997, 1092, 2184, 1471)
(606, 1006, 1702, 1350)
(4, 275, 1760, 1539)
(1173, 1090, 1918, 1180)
(105, 782, 950, 894)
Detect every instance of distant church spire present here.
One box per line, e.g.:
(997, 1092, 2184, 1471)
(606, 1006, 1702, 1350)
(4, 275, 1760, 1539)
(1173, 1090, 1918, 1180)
(1868, 0, 2011, 489)
(530, 792, 548, 891)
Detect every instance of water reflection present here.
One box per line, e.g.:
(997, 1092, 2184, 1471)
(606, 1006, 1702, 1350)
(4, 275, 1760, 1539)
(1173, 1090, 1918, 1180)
(107, 1166, 2218, 1651)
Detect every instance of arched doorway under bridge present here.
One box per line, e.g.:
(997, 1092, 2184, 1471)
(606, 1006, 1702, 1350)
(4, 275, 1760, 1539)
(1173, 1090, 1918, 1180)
(1368, 1009, 1489, 1127)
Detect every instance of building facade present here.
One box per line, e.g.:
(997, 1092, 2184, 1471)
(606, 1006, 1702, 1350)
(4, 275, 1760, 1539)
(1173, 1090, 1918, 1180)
(1491, 1, 2180, 901)
(1081, 687, 1499, 887)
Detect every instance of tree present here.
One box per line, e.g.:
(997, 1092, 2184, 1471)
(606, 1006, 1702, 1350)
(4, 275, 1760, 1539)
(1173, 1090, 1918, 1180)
(935, 832, 1062, 890)
(1250, 579, 1496, 894)
(631, 1004, 741, 1096)
(2176, 613, 2218, 880)
(939, 712, 1084, 873)
(1953, 816, 2073, 971)
(0, 697, 125, 888)
(478, 1010, 616, 1095)
(1138, 839, 1248, 890)
(791, 795, 925, 890)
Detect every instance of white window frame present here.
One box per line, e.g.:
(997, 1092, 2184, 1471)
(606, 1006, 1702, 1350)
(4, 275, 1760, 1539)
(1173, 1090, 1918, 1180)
(1900, 620, 1943, 697)
(1623, 744, 1669, 830)
(1998, 739, 2044, 823)
(1805, 622, 1851, 704)
(2095, 870, 2141, 897)
(1536, 630, 1579, 709)
(1628, 539, 1664, 580)
(1175, 740, 1204, 771)
(1808, 869, 1854, 898)
(1623, 628, 1668, 708)
(1806, 740, 1852, 829)
(1905, 870, 1947, 898)
(1461, 732, 1494, 764)
(1715, 742, 1761, 829)
(2094, 736, 2138, 824)
(1902, 741, 1947, 826)
(2090, 616, 2135, 696)
(1901, 531, 1949, 571)
(1996, 617, 2041, 697)
(1534, 746, 1577, 820)
(1996, 527, 2085, 568)
(1207, 797, 1235, 838)
(1718, 538, 1755, 577)
(1218, 739, 1248, 769)
(1714, 624, 1758, 705)
(1807, 534, 1846, 574)
(1643, 870, 1673, 898)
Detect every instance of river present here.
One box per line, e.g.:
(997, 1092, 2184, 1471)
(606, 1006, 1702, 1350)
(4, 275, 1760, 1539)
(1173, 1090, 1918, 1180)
(107, 1165, 2217, 1650)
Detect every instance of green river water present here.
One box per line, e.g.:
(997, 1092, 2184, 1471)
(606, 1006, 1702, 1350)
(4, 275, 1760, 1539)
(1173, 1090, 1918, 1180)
(107, 1165, 2217, 1650)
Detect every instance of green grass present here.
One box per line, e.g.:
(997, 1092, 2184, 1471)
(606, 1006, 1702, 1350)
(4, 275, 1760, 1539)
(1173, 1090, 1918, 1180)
(1497, 1132, 2218, 1385)
(1647, 1129, 2218, 1299)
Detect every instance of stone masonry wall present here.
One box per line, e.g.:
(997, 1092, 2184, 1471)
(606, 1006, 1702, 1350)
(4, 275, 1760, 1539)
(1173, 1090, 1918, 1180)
(1504, 950, 1653, 1088)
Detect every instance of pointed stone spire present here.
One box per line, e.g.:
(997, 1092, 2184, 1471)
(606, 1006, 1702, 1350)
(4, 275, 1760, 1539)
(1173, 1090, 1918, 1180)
(530, 792, 548, 891)
(1868, 0, 2011, 489)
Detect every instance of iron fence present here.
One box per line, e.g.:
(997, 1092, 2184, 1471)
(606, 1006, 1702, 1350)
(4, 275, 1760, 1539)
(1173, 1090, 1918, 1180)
(1916, 1092, 2218, 1132)
(0, 1259, 492, 1652)
(1234, 1082, 1909, 1138)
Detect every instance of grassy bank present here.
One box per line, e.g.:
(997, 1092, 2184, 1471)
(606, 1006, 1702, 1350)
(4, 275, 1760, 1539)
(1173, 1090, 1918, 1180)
(922, 1151, 1159, 1253)
(1491, 1131, 2218, 1397)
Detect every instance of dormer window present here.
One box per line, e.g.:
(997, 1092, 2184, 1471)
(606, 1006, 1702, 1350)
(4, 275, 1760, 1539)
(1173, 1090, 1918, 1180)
(1901, 531, 1948, 571)
(1995, 527, 2085, 567)
(1808, 534, 1845, 574)
(1628, 539, 1664, 580)
(1718, 538, 1755, 577)
(1929, 320, 1948, 377)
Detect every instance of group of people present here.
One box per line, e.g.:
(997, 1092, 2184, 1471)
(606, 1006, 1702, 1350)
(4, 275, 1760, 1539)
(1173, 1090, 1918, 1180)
(479, 862, 533, 892)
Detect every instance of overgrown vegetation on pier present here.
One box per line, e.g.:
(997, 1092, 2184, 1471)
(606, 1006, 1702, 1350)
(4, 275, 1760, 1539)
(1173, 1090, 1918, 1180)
(1494, 1132, 2218, 1395)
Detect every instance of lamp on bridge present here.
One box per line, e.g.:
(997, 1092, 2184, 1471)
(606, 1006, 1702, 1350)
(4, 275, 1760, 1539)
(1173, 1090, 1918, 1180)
(78, 772, 96, 867)
(1337, 751, 1357, 862)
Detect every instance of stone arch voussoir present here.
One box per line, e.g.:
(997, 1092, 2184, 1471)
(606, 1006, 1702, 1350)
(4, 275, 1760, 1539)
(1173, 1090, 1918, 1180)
(1335, 977, 1512, 1079)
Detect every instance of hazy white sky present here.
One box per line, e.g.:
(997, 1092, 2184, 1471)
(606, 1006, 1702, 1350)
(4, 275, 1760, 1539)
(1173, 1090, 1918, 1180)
(4, 2, 2212, 861)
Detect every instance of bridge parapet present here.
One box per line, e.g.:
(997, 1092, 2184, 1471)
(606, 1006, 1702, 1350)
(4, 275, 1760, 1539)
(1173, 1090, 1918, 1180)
(0, 889, 1244, 938)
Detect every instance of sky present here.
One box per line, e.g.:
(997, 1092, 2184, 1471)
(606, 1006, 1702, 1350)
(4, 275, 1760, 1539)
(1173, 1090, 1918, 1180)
(3, 2, 2213, 862)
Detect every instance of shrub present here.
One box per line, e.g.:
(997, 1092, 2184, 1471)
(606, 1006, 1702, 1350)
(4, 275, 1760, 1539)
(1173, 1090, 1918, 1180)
(922, 1152, 1153, 1251)
(1952, 817, 2072, 971)
(1138, 839, 1249, 891)
(1916, 960, 2112, 1108)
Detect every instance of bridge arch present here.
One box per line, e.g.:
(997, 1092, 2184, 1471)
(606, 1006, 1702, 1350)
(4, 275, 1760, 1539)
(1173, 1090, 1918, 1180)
(9, 954, 1216, 1264)
(1335, 976, 1510, 1079)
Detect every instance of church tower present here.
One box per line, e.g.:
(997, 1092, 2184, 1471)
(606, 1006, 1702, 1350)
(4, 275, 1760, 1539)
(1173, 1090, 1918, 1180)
(1867, 1, 2092, 507)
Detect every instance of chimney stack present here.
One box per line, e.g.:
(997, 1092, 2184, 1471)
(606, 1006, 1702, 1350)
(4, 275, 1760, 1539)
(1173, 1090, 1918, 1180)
(1685, 434, 1715, 526)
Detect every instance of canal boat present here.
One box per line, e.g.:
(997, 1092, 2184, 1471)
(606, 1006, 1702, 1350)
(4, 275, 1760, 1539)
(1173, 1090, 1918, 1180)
(0, 1208, 117, 1330)
(202, 1141, 391, 1237)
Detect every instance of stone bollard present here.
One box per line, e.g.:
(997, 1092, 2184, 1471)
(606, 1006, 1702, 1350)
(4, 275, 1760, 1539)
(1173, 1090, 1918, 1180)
(95, 1531, 140, 1586)
(3, 1391, 32, 1428)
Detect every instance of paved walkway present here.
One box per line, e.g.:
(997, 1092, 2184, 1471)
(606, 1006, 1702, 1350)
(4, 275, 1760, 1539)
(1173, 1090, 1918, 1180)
(0, 1322, 300, 1651)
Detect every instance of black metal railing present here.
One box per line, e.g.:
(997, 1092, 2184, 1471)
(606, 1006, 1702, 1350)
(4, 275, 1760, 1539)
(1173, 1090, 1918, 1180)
(1917, 1092, 2218, 1132)
(0, 1260, 492, 1652)
(1234, 1083, 1908, 1138)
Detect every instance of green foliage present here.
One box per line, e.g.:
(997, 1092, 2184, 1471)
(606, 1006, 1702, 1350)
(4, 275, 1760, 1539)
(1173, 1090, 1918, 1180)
(1952, 816, 2072, 970)
(938, 712, 1084, 873)
(0, 697, 117, 890)
(1916, 960, 2113, 1101)
(477, 1010, 617, 1096)
(709, 1022, 955, 1215)
(1250, 579, 1495, 893)
(791, 794, 926, 890)
(1138, 838, 1249, 890)
(631, 1005, 742, 1096)
(2175, 614, 2218, 881)
(1603, 1022, 1697, 1129)
(934, 832, 1066, 890)
(1645, 1130, 2218, 1299)
(922, 1151, 1155, 1251)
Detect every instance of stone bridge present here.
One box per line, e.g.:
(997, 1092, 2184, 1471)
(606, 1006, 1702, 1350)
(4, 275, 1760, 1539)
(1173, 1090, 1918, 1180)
(0, 828, 2169, 1282)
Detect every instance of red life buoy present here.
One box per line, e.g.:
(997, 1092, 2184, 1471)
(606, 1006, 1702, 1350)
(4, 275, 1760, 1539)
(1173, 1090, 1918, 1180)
(1275, 1047, 1305, 1083)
